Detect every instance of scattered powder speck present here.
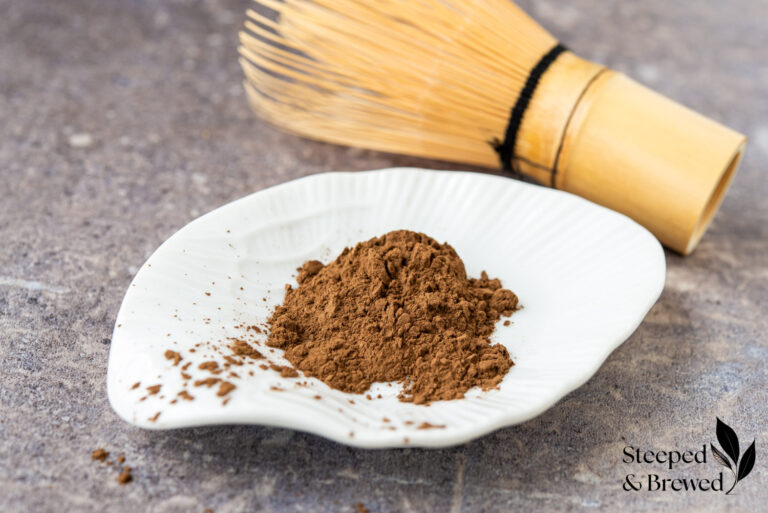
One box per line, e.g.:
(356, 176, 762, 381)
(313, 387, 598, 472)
(417, 422, 446, 430)
(230, 339, 264, 360)
(194, 377, 220, 388)
(217, 381, 236, 396)
(223, 355, 242, 367)
(269, 363, 299, 378)
(198, 361, 220, 373)
(164, 350, 183, 366)
(178, 390, 195, 401)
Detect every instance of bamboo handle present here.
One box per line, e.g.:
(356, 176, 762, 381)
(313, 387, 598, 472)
(518, 54, 746, 254)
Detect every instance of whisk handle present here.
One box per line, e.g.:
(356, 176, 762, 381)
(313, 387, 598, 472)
(553, 70, 745, 255)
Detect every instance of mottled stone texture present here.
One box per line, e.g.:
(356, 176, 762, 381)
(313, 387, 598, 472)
(1, 0, 766, 511)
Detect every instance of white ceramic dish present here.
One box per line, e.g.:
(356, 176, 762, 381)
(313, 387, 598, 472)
(108, 168, 665, 448)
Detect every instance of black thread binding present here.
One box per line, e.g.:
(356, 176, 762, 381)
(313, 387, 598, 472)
(493, 43, 568, 174)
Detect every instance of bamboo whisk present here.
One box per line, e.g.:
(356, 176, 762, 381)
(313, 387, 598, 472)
(238, 0, 746, 255)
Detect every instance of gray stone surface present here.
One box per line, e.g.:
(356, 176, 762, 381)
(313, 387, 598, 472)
(1, 0, 767, 511)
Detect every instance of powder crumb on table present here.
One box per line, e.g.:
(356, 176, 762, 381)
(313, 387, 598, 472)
(91, 448, 109, 462)
(117, 467, 132, 484)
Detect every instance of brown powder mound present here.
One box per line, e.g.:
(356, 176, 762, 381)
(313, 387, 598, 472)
(266, 230, 518, 404)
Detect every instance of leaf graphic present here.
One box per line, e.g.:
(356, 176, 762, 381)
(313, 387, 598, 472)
(711, 443, 732, 470)
(737, 441, 756, 481)
(717, 417, 740, 464)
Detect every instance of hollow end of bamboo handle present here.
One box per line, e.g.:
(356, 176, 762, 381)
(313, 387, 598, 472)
(553, 70, 746, 255)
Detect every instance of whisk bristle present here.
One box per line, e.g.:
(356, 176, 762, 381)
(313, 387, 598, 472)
(238, 0, 748, 255)
(239, 0, 556, 166)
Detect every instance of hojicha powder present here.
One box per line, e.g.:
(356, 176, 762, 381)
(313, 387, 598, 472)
(266, 230, 519, 404)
